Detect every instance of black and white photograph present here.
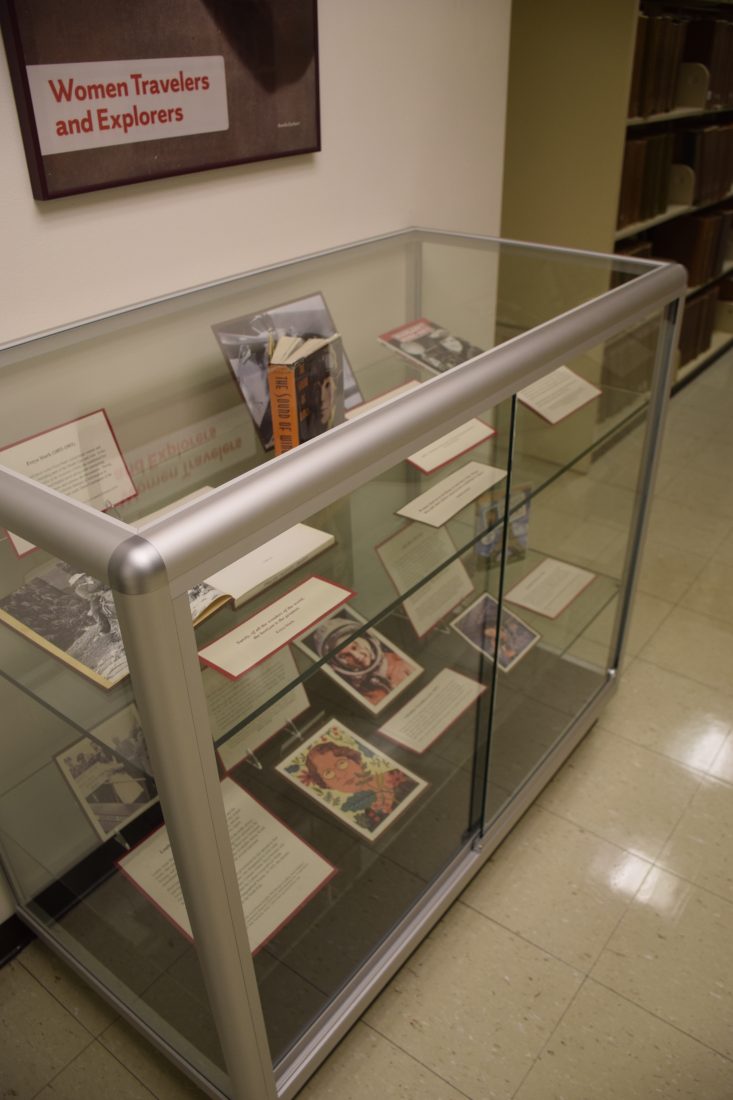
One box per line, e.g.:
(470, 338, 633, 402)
(89, 704, 154, 777)
(56, 734, 158, 840)
(451, 592, 540, 673)
(212, 291, 361, 449)
(296, 605, 423, 715)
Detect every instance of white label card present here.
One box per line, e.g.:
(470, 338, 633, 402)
(119, 778, 334, 952)
(1, 409, 136, 556)
(380, 670, 485, 754)
(397, 462, 507, 528)
(198, 577, 353, 679)
(518, 366, 601, 425)
(377, 524, 474, 637)
(407, 419, 496, 474)
(26, 56, 228, 155)
(204, 649, 309, 771)
(505, 558, 596, 620)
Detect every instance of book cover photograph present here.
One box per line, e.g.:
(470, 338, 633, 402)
(378, 318, 484, 374)
(212, 292, 361, 451)
(451, 593, 540, 673)
(475, 485, 532, 567)
(268, 332, 344, 454)
(296, 605, 423, 714)
(56, 731, 157, 840)
(276, 719, 427, 840)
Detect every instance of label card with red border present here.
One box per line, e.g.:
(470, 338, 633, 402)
(118, 777, 335, 952)
(198, 576, 353, 680)
(379, 669, 485, 754)
(397, 462, 507, 528)
(505, 558, 596, 620)
(376, 524, 474, 638)
(517, 366, 601, 425)
(1, 409, 135, 556)
(406, 419, 496, 474)
(204, 649, 309, 772)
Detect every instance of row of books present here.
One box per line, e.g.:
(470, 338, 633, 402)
(679, 285, 719, 367)
(652, 207, 732, 287)
(629, 13, 733, 119)
(617, 122, 733, 230)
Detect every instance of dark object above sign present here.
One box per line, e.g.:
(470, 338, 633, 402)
(0, 0, 320, 199)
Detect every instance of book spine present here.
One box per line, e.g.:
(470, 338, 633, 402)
(269, 366, 300, 455)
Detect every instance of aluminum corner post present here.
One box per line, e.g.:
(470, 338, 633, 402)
(111, 537, 277, 1100)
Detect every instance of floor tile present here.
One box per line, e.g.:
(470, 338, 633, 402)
(658, 775, 733, 904)
(708, 732, 733, 785)
(0, 959, 92, 1100)
(99, 1017, 211, 1099)
(462, 805, 650, 971)
(20, 938, 118, 1037)
(514, 979, 733, 1100)
(537, 726, 700, 861)
(299, 1021, 468, 1100)
(582, 590, 673, 657)
(364, 902, 582, 1100)
(592, 868, 733, 1059)
(680, 558, 733, 626)
(644, 495, 733, 557)
(635, 538, 707, 604)
(598, 659, 733, 770)
(640, 605, 733, 696)
(34, 1040, 156, 1099)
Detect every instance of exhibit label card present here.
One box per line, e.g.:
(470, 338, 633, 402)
(380, 669, 485, 754)
(397, 461, 507, 528)
(407, 419, 496, 474)
(518, 366, 601, 425)
(198, 577, 353, 680)
(118, 777, 335, 952)
(204, 649, 309, 771)
(377, 524, 474, 637)
(505, 558, 596, 619)
(1, 409, 136, 556)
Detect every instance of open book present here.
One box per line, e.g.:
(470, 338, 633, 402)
(0, 521, 334, 689)
(378, 318, 484, 374)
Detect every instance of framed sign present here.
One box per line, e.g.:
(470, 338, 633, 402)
(0, 0, 320, 199)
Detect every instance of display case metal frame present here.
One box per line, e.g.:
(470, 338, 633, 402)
(0, 230, 686, 1100)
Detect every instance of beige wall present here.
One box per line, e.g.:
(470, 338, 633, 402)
(0, 0, 511, 344)
(0, 1, 512, 922)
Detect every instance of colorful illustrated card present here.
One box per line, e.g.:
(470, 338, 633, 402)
(277, 719, 426, 840)
(451, 592, 540, 672)
(296, 605, 423, 714)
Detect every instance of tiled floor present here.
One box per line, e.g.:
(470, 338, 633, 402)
(4, 352, 733, 1099)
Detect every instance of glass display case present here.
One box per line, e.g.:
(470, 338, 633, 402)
(0, 229, 684, 1099)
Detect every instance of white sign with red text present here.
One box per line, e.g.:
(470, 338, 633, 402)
(26, 56, 228, 154)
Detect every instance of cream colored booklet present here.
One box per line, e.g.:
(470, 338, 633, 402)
(376, 524, 473, 637)
(379, 669, 485, 754)
(118, 777, 335, 952)
(518, 365, 601, 424)
(199, 576, 353, 679)
(505, 558, 596, 619)
(397, 461, 507, 528)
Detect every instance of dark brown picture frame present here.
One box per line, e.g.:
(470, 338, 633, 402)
(0, 0, 320, 200)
